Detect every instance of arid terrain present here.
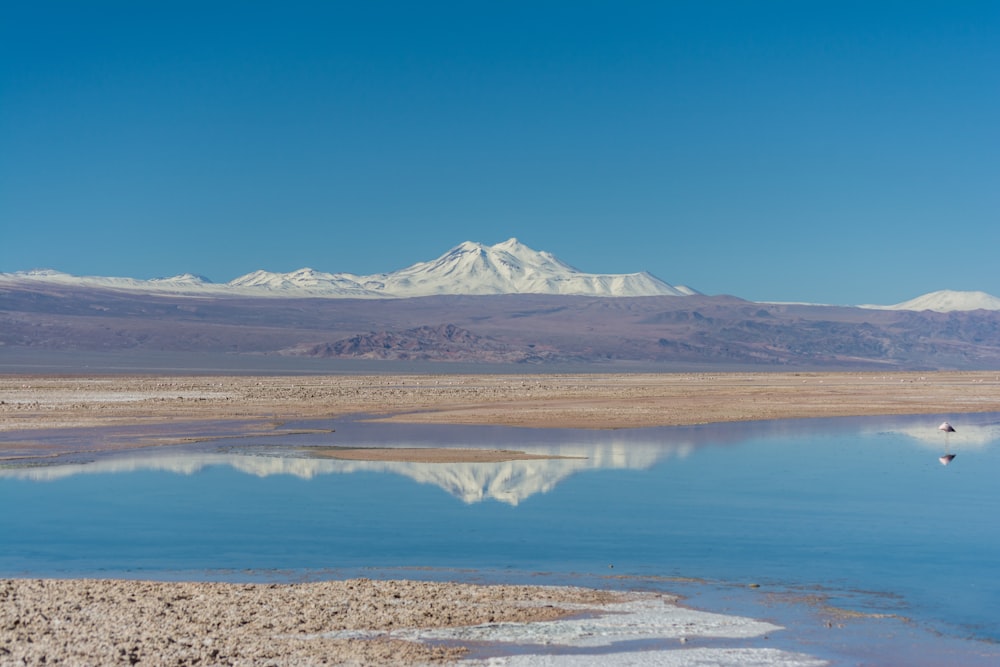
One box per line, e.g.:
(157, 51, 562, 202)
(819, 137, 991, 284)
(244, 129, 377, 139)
(6, 282, 1000, 369)
(0, 578, 632, 666)
(3, 371, 1000, 435)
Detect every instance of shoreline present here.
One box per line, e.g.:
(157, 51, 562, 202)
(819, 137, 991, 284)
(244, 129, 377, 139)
(4, 371, 1000, 664)
(4, 371, 1000, 464)
(0, 576, 880, 667)
(4, 572, 994, 666)
(4, 371, 1000, 434)
(0, 578, 625, 666)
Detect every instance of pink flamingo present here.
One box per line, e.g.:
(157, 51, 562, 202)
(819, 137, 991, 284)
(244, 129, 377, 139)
(938, 422, 956, 465)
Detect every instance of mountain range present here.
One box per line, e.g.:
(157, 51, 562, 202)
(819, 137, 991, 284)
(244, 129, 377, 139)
(4, 238, 1000, 371)
(0, 238, 695, 299)
(3, 237, 997, 311)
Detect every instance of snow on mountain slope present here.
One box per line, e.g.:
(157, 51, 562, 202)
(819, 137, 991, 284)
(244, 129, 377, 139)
(860, 290, 1000, 313)
(363, 238, 690, 297)
(1, 238, 693, 299)
(148, 273, 214, 286)
(0, 269, 221, 293)
(227, 268, 382, 297)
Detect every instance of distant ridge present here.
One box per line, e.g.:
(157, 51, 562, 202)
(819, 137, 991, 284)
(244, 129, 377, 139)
(860, 290, 1000, 313)
(6, 242, 997, 310)
(5, 278, 1000, 370)
(1, 238, 694, 299)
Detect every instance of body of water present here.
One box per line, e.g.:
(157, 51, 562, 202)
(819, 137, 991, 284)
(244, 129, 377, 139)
(2, 412, 998, 653)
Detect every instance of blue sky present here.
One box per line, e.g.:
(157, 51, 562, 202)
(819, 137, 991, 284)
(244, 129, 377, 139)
(2, 1, 997, 304)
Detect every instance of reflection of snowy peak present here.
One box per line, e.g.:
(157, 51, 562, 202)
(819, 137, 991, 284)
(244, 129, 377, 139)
(8, 419, 995, 501)
(1, 238, 695, 299)
(2, 441, 689, 505)
(388, 441, 684, 504)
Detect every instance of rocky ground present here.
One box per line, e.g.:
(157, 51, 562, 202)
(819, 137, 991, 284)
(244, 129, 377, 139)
(0, 578, 624, 666)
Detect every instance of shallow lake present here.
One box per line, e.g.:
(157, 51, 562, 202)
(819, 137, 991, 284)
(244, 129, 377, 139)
(2, 412, 999, 650)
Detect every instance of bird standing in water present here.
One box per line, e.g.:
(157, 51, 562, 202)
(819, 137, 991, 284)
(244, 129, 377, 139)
(938, 422, 956, 465)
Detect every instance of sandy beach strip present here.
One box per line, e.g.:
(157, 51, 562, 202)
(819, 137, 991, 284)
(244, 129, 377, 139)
(3, 371, 1000, 435)
(309, 446, 585, 463)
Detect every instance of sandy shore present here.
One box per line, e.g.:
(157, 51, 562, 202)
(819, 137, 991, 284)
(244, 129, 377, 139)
(3, 371, 1000, 435)
(310, 447, 585, 463)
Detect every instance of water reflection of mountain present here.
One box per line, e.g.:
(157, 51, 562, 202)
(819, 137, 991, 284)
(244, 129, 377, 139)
(6, 413, 998, 503)
(0, 440, 693, 506)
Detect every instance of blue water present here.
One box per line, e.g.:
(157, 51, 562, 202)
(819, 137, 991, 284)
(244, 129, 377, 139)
(2, 413, 998, 644)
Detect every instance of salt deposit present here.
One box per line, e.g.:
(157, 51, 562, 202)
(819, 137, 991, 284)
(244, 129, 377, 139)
(322, 594, 828, 666)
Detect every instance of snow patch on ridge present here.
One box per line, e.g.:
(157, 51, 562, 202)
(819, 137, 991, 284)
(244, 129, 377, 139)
(860, 290, 1000, 312)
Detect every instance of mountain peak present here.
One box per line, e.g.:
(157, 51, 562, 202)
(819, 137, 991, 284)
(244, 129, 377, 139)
(375, 239, 682, 297)
(494, 237, 525, 252)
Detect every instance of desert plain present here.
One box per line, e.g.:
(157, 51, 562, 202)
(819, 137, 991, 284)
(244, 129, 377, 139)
(3, 370, 1000, 665)
(5, 371, 1000, 434)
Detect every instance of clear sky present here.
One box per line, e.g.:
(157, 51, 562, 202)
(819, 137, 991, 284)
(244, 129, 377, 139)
(2, 1, 997, 305)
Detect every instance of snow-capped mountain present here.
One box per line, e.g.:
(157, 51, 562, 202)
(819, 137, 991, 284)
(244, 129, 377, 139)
(1, 238, 696, 299)
(370, 238, 694, 297)
(860, 290, 1000, 313)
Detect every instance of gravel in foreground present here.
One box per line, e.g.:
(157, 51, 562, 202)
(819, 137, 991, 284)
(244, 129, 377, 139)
(1, 578, 624, 666)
